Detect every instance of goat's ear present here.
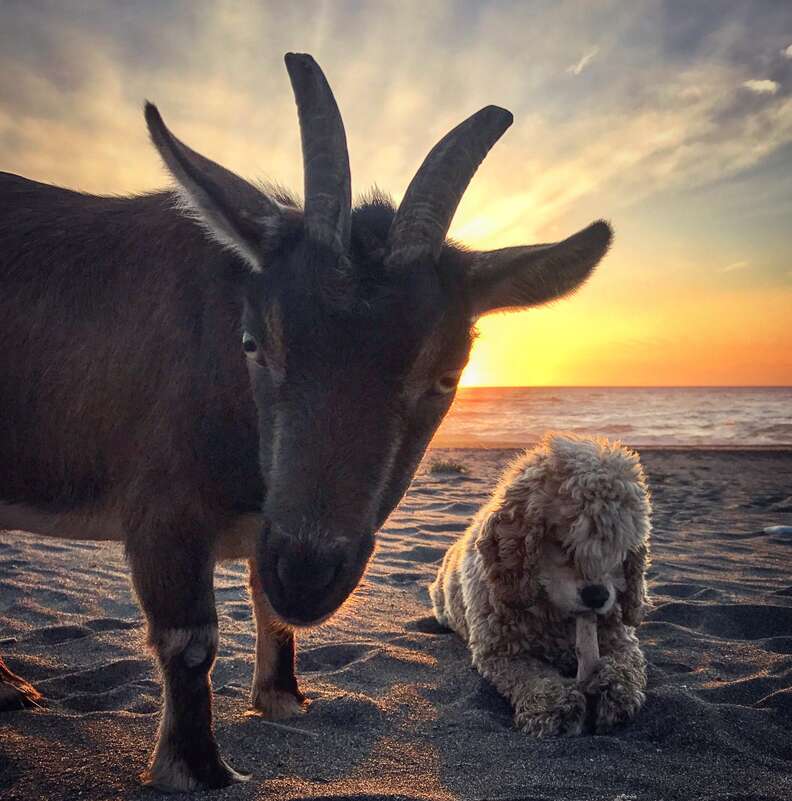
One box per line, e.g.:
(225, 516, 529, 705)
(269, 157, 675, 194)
(145, 102, 288, 273)
(620, 542, 651, 627)
(475, 502, 541, 607)
(464, 220, 612, 316)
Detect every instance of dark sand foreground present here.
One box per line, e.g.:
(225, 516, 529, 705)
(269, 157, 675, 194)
(2, 449, 792, 801)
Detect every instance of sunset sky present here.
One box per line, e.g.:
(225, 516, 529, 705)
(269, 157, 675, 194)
(1, 1, 791, 386)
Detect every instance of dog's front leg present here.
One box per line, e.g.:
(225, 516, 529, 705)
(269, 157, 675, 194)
(581, 630, 647, 732)
(475, 653, 587, 737)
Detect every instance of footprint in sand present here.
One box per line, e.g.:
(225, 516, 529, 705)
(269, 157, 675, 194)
(225, 602, 252, 620)
(756, 687, 792, 715)
(650, 601, 792, 640)
(298, 643, 372, 672)
(215, 585, 247, 600)
(769, 497, 792, 512)
(307, 691, 383, 726)
(85, 617, 139, 632)
(404, 616, 451, 634)
(438, 679, 513, 730)
(30, 587, 75, 608)
(418, 521, 468, 533)
(387, 544, 447, 563)
(60, 682, 159, 713)
(650, 657, 695, 675)
(26, 624, 93, 644)
(23, 541, 72, 554)
(379, 571, 425, 586)
(38, 658, 152, 697)
(0, 557, 30, 575)
(759, 636, 792, 655)
(698, 673, 786, 706)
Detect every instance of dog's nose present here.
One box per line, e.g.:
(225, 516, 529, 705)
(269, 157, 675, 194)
(581, 584, 610, 610)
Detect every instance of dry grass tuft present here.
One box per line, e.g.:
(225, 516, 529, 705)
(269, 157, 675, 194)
(427, 458, 469, 476)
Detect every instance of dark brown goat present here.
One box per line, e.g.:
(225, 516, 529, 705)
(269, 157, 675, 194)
(0, 54, 612, 791)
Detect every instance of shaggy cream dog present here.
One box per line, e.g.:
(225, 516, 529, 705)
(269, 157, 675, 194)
(430, 433, 651, 736)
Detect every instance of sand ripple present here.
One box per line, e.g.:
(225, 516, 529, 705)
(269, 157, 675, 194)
(1, 449, 792, 800)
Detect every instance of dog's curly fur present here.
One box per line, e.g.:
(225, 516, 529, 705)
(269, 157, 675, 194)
(430, 433, 651, 736)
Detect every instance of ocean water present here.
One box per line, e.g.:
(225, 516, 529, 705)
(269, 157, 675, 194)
(432, 387, 792, 448)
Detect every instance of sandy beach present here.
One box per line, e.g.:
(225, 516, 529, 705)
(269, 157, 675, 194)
(1, 448, 792, 801)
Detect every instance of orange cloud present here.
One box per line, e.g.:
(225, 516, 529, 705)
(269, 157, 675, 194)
(2, 2, 790, 387)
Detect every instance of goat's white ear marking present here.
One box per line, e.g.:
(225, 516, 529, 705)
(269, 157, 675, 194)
(145, 101, 284, 274)
(170, 187, 270, 273)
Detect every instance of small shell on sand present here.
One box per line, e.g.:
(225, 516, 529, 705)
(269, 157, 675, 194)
(576, 613, 599, 683)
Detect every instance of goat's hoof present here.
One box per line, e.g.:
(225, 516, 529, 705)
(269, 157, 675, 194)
(0, 670, 43, 711)
(246, 686, 308, 719)
(142, 752, 250, 793)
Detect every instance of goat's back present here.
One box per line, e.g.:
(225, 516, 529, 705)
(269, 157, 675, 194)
(0, 173, 260, 519)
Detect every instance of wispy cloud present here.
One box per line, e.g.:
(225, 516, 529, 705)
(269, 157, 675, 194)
(1, 1, 791, 247)
(0, 0, 790, 386)
(742, 79, 780, 94)
(566, 47, 599, 76)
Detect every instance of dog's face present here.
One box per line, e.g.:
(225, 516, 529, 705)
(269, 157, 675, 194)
(476, 435, 652, 625)
(537, 537, 627, 617)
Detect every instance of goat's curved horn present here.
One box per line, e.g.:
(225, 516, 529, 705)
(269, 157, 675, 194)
(386, 106, 513, 268)
(285, 53, 351, 253)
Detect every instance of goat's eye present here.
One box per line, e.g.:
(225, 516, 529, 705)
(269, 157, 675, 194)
(242, 331, 258, 356)
(431, 370, 462, 396)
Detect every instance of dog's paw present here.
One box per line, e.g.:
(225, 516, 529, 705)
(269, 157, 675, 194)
(581, 656, 645, 732)
(595, 683, 644, 733)
(514, 686, 587, 737)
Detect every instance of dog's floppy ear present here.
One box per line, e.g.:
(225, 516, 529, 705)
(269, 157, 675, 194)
(618, 456, 652, 627)
(475, 500, 543, 607)
(620, 542, 651, 626)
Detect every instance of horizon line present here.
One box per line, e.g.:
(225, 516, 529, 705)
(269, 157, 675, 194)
(458, 384, 792, 389)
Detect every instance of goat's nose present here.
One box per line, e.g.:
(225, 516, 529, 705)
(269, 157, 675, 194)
(275, 547, 341, 598)
(581, 584, 610, 610)
(258, 523, 374, 626)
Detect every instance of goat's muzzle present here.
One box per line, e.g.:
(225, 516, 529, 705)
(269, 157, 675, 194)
(256, 522, 373, 626)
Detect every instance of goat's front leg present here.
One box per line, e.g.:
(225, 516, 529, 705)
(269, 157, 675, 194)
(475, 652, 587, 737)
(128, 531, 249, 792)
(581, 629, 647, 733)
(247, 562, 307, 718)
